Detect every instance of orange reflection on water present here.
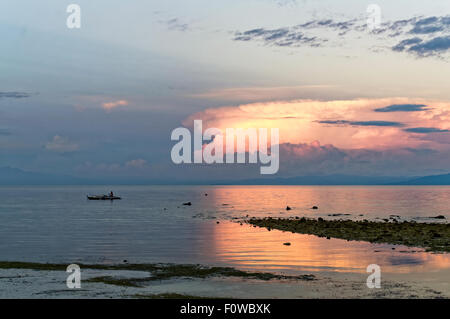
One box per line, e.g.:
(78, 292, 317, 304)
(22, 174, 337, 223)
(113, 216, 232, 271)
(203, 185, 450, 221)
(208, 221, 450, 274)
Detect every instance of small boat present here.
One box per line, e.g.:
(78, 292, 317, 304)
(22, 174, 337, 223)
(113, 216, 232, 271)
(87, 195, 121, 200)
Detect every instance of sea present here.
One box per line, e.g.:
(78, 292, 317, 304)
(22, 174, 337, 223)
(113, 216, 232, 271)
(0, 185, 448, 274)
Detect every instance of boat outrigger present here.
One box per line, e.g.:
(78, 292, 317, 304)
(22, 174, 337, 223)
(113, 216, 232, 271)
(87, 192, 121, 200)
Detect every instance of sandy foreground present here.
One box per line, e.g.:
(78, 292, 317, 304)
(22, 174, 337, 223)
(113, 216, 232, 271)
(0, 265, 448, 299)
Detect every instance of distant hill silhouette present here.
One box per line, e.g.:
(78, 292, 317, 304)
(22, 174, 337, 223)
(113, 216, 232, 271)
(0, 166, 167, 185)
(0, 167, 85, 185)
(225, 173, 450, 185)
(218, 175, 408, 185)
(1, 167, 449, 185)
(396, 173, 450, 185)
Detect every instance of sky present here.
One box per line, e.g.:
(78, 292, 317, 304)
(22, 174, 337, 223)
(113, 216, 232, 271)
(1, 0, 450, 182)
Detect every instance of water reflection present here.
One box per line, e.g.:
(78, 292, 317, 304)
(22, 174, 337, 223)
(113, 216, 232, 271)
(208, 221, 450, 274)
(205, 186, 450, 220)
(0, 186, 448, 275)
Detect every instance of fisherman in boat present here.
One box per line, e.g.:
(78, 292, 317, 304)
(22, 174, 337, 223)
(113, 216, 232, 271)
(87, 192, 120, 200)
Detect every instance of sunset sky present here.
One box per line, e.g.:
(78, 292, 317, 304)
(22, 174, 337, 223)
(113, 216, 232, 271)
(1, 0, 450, 182)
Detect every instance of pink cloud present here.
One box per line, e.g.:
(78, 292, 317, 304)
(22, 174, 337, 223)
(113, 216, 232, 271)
(183, 98, 450, 151)
(101, 100, 129, 110)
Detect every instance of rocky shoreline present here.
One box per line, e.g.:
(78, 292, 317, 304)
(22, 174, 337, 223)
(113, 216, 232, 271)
(247, 217, 450, 252)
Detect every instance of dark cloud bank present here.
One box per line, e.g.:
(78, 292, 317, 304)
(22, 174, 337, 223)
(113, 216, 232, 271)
(374, 104, 429, 112)
(404, 127, 450, 134)
(318, 120, 404, 127)
(0, 92, 33, 99)
(233, 15, 450, 58)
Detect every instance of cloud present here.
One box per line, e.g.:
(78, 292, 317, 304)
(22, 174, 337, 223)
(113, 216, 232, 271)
(392, 37, 423, 52)
(233, 15, 450, 58)
(404, 127, 450, 134)
(274, 0, 297, 7)
(385, 16, 450, 57)
(101, 100, 129, 111)
(392, 35, 450, 58)
(183, 98, 450, 151)
(405, 36, 450, 57)
(188, 85, 336, 103)
(0, 92, 33, 99)
(125, 159, 148, 168)
(374, 104, 428, 112)
(164, 18, 189, 32)
(409, 16, 450, 35)
(281, 141, 345, 163)
(0, 128, 11, 136)
(77, 159, 149, 176)
(78, 162, 121, 173)
(234, 27, 326, 47)
(45, 135, 79, 153)
(278, 141, 450, 177)
(375, 15, 450, 37)
(318, 120, 404, 127)
(297, 18, 357, 36)
(373, 17, 417, 36)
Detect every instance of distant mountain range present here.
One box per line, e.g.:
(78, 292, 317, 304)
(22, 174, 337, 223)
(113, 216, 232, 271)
(217, 175, 407, 185)
(395, 173, 450, 185)
(0, 166, 450, 185)
(0, 167, 86, 185)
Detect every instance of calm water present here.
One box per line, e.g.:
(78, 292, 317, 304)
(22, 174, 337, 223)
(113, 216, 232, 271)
(0, 185, 448, 274)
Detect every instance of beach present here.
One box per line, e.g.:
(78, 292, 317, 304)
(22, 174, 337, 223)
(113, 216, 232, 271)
(1, 259, 448, 299)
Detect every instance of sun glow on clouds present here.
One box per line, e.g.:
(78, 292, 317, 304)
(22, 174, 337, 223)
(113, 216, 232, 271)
(183, 98, 450, 151)
(72, 96, 131, 112)
(102, 100, 129, 111)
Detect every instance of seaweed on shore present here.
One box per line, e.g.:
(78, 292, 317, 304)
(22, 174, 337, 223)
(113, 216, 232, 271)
(248, 217, 450, 253)
(133, 293, 220, 299)
(0, 261, 315, 288)
(86, 276, 142, 287)
(85, 264, 316, 287)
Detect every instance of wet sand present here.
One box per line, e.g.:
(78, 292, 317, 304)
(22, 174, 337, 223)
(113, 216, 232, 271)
(0, 261, 448, 299)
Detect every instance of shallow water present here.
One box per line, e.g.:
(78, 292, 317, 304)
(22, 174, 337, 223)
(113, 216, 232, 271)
(0, 185, 448, 274)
